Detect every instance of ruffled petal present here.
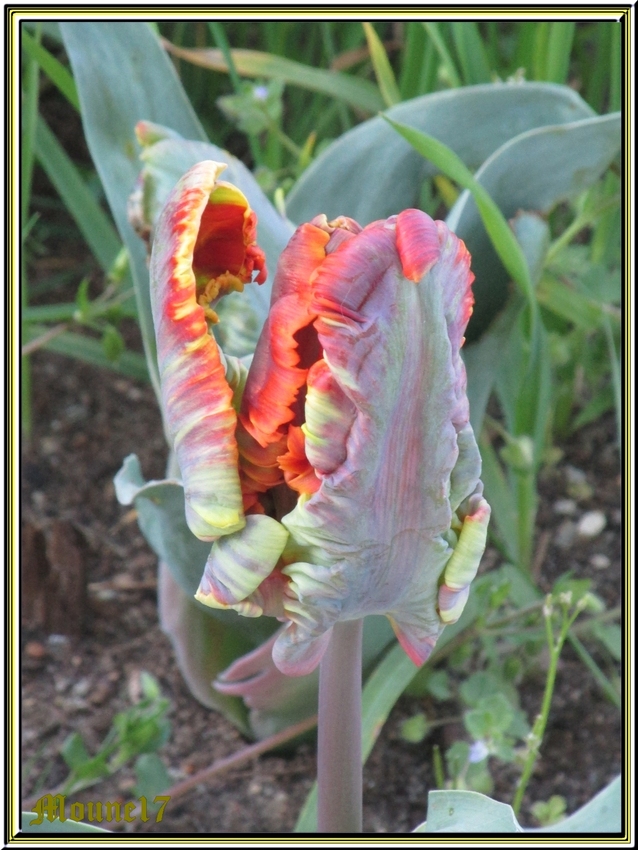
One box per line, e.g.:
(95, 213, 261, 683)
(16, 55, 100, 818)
(150, 160, 266, 541)
(302, 358, 357, 477)
(273, 560, 346, 676)
(239, 221, 330, 447)
(277, 210, 484, 672)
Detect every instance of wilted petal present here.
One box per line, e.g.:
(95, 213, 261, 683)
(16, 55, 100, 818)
(150, 160, 266, 540)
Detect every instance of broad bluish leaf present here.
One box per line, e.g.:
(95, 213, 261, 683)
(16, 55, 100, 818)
(413, 775, 621, 833)
(61, 21, 207, 395)
(286, 83, 595, 227)
(113, 454, 276, 646)
(446, 112, 621, 335)
(22, 814, 111, 833)
(61, 22, 291, 389)
(414, 790, 523, 832)
(157, 562, 251, 731)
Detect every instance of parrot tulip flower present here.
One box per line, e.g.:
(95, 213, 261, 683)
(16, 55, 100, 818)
(150, 159, 490, 679)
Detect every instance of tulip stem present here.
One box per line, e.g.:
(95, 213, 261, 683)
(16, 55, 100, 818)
(317, 618, 364, 833)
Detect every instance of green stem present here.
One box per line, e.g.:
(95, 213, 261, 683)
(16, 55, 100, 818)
(515, 469, 537, 573)
(546, 194, 620, 264)
(208, 22, 262, 167)
(317, 619, 363, 833)
(512, 600, 574, 815)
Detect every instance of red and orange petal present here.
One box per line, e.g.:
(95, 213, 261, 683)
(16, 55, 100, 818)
(150, 161, 265, 540)
(239, 222, 330, 449)
(395, 209, 441, 282)
(277, 425, 320, 496)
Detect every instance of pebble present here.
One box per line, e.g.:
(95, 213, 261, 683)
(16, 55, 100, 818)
(590, 554, 611, 570)
(24, 641, 47, 659)
(64, 402, 88, 422)
(72, 677, 92, 698)
(577, 510, 607, 538)
(40, 436, 60, 456)
(555, 520, 577, 549)
(565, 465, 594, 501)
(554, 498, 577, 516)
(31, 491, 46, 510)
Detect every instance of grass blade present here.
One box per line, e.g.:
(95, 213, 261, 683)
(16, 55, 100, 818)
(161, 41, 385, 114)
(399, 22, 428, 99)
(478, 432, 519, 564)
(34, 115, 122, 273)
(382, 115, 535, 306)
(601, 312, 622, 445)
(23, 326, 149, 382)
(21, 29, 80, 110)
(450, 22, 492, 84)
(609, 23, 621, 112)
(422, 22, 462, 87)
(362, 22, 401, 106)
(567, 633, 621, 708)
(545, 22, 576, 84)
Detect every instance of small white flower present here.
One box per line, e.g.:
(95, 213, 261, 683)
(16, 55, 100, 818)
(468, 740, 489, 763)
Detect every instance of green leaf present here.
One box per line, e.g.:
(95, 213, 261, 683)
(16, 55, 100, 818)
(60, 732, 90, 770)
(416, 789, 523, 832)
(400, 713, 430, 743)
(34, 116, 122, 274)
(591, 622, 622, 661)
(465, 694, 514, 739)
(157, 562, 251, 733)
(60, 21, 208, 397)
(494, 309, 553, 477)
(113, 455, 276, 645)
(134, 753, 172, 803)
(531, 775, 621, 833)
(22, 813, 111, 833)
(478, 432, 519, 564)
(531, 795, 567, 827)
(450, 23, 492, 85)
(545, 23, 576, 84)
(161, 41, 385, 114)
(21, 29, 80, 110)
(537, 272, 614, 331)
(23, 325, 149, 382)
(463, 295, 524, 433)
(413, 776, 622, 833)
(447, 112, 621, 335)
(383, 114, 534, 308)
(422, 23, 462, 88)
(571, 385, 615, 432)
(287, 82, 594, 227)
(362, 22, 401, 106)
(101, 324, 125, 362)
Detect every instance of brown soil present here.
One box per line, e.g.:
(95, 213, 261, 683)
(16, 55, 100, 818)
(20, 339, 622, 834)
